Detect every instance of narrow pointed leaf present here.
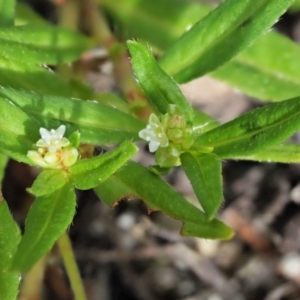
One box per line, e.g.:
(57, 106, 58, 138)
(0, 57, 71, 96)
(0, 96, 41, 164)
(28, 169, 68, 197)
(70, 141, 138, 189)
(0, 153, 8, 184)
(12, 184, 76, 272)
(211, 31, 300, 101)
(181, 152, 222, 220)
(15, 2, 47, 26)
(159, 0, 293, 82)
(0, 199, 21, 300)
(235, 144, 300, 163)
(96, 92, 131, 113)
(95, 161, 233, 239)
(101, 0, 210, 51)
(0, 87, 146, 145)
(194, 97, 300, 158)
(0, 0, 14, 27)
(127, 41, 193, 123)
(0, 25, 93, 64)
(193, 108, 219, 135)
(105, 0, 300, 102)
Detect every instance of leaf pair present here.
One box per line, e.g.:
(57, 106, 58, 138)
(128, 41, 225, 223)
(0, 87, 145, 164)
(102, 0, 299, 101)
(0, 0, 92, 97)
(127, 33, 300, 231)
(95, 160, 233, 239)
(159, 0, 293, 82)
(12, 141, 138, 272)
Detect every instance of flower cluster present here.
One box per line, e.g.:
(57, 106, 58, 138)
(139, 106, 194, 167)
(139, 114, 169, 152)
(27, 125, 79, 169)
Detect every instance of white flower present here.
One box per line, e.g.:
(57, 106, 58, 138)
(28, 125, 79, 169)
(139, 114, 169, 152)
(36, 125, 70, 152)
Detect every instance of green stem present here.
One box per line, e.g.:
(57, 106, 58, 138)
(57, 0, 80, 30)
(57, 233, 87, 300)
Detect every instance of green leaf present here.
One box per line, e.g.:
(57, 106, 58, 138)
(69, 131, 81, 148)
(148, 165, 171, 175)
(0, 56, 71, 96)
(159, 0, 293, 82)
(289, 0, 300, 12)
(234, 143, 300, 163)
(68, 77, 95, 100)
(28, 169, 68, 197)
(15, 2, 49, 26)
(0, 0, 14, 27)
(70, 141, 138, 189)
(0, 25, 93, 64)
(211, 31, 300, 102)
(96, 92, 130, 113)
(0, 24, 83, 96)
(101, 0, 211, 51)
(181, 152, 223, 220)
(0, 153, 8, 185)
(0, 87, 146, 145)
(105, 0, 300, 102)
(193, 108, 219, 135)
(12, 183, 76, 272)
(95, 161, 233, 239)
(0, 199, 21, 300)
(127, 41, 194, 123)
(194, 97, 300, 158)
(0, 96, 41, 164)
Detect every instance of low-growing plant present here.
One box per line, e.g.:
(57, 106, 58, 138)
(1, 0, 300, 299)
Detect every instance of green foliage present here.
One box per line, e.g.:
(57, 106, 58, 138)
(95, 161, 233, 239)
(102, 0, 300, 102)
(12, 184, 76, 272)
(0, 87, 146, 147)
(2, 0, 300, 298)
(127, 41, 194, 122)
(181, 152, 223, 220)
(0, 199, 21, 300)
(15, 2, 46, 26)
(192, 108, 219, 135)
(0, 8, 92, 97)
(194, 97, 300, 158)
(28, 169, 68, 197)
(0, 94, 41, 164)
(101, 0, 211, 50)
(0, 0, 14, 27)
(70, 141, 138, 189)
(0, 25, 93, 64)
(159, 0, 293, 82)
(235, 144, 300, 163)
(0, 153, 8, 184)
(211, 32, 300, 101)
(289, 0, 300, 12)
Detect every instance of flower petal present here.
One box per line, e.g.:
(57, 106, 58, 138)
(39, 127, 51, 141)
(139, 128, 152, 141)
(149, 140, 160, 152)
(55, 125, 66, 138)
